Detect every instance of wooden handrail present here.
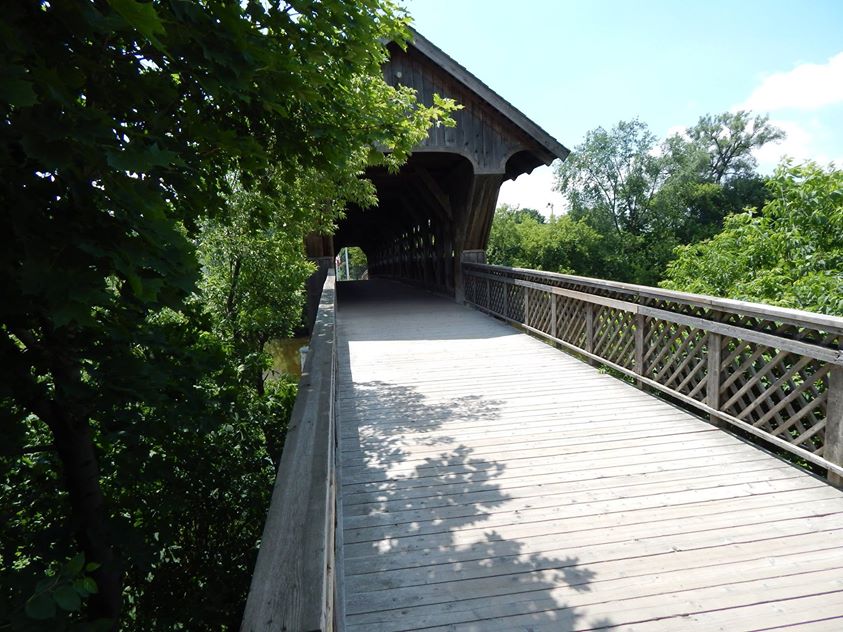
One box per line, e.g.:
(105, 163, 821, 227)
(242, 270, 339, 631)
(463, 262, 843, 485)
(467, 262, 843, 335)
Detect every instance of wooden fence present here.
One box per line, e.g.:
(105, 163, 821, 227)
(463, 262, 843, 484)
(241, 271, 339, 631)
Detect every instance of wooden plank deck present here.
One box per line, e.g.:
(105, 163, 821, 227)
(335, 280, 843, 632)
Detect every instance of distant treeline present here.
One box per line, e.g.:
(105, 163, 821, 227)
(488, 114, 842, 316)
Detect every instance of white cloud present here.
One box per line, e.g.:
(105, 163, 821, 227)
(664, 124, 690, 139)
(497, 164, 568, 217)
(753, 119, 813, 171)
(738, 52, 843, 112)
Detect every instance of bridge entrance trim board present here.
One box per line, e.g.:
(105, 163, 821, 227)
(308, 29, 569, 302)
(336, 279, 843, 631)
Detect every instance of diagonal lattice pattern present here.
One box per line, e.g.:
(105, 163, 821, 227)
(720, 340, 830, 455)
(526, 287, 552, 333)
(644, 320, 709, 402)
(593, 306, 636, 370)
(461, 262, 841, 476)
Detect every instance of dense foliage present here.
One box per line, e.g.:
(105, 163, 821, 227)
(488, 115, 841, 317)
(663, 161, 843, 315)
(337, 247, 370, 281)
(546, 112, 781, 284)
(1, 1, 452, 629)
(487, 205, 602, 275)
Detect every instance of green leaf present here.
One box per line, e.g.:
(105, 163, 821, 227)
(25, 592, 56, 620)
(108, 0, 167, 50)
(54, 585, 83, 612)
(106, 142, 180, 173)
(0, 79, 38, 106)
(85, 562, 101, 572)
(83, 577, 99, 594)
(66, 552, 85, 576)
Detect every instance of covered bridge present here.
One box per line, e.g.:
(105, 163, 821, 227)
(306, 28, 569, 310)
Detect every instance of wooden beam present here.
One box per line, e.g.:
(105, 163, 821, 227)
(413, 165, 453, 220)
(828, 364, 843, 487)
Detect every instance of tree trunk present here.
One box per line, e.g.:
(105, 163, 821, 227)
(43, 330, 122, 624)
(49, 415, 122, 623)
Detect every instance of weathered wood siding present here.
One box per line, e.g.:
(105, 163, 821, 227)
(385, 45, 534, 175)
(241, 272, 338, 632)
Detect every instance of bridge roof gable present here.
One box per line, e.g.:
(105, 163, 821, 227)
(406, 28, 570, 163)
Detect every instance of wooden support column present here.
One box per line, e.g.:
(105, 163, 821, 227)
(707, 332, 724, 428)
(551, 292, 557, 339)
(827, 363, 843, 487)
(524, 287, 530, 328)
(458, 250, 486, 303)
(585, 303, 595, 366)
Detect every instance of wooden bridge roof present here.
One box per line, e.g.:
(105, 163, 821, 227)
(406, 27, 570, 168)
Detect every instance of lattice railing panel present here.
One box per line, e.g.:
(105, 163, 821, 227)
(488, 279, 506, 316)
(461, 262, 843, 481)
(526, 287, 552, 334)
(556, 296, 587, 348)
(507, 283, 525, 323)
(720, 340, 830, 455)
(464, 273, 482, 307)
(644, 320, 709, 402)
(593, 306, 636, 370)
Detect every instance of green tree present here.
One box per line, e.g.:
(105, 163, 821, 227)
(662, 161, 843, 315)
(487, 205, 602, 275)
(554, 113, 783, 284)
(557, 119, 668, 236)
(654, 111, 782, 242)
(687, 111, 785, 184)
(1, 1, 453, 628)
(199, 163, 375, 395)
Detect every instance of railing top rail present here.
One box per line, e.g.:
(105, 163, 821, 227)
(465, 262, 843, 335)
(241, 270, 337, 632)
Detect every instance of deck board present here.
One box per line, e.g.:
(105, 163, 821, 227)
(335, 280, 843, 631)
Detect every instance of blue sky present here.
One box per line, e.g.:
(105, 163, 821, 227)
(401, 0, 843, 214)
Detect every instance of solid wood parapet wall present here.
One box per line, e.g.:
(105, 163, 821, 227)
(241, 271, 338, 631)
(462, 262, 843, 485)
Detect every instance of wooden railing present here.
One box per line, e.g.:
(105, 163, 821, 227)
(463, 262, 843, 484)
(242, 271, 339, 631)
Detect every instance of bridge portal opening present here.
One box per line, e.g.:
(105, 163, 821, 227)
(337, 246, 369, 282)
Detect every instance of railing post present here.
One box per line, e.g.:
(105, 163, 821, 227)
(827, 364, 843, 487)
(634, 313, 645, 388)
(486, 276, 490, 310)
(502, 279, 509, 319)
(524, 286, 530, 328)
(707, 332, 724, 428)
(551, 292, 557, 339)
(585, 303, 595, 366)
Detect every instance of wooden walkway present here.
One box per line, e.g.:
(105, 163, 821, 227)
(335, 280, 843, 632)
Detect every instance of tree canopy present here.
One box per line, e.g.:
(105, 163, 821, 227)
(662, 161, 843, 315)
(1, 1, 454, 629)
(547, 112, 783, 284)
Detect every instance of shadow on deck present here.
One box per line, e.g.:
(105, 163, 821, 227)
(334, 279, 843, 632)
